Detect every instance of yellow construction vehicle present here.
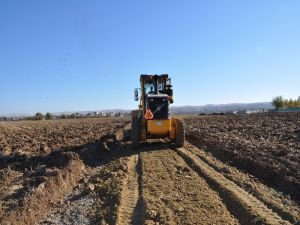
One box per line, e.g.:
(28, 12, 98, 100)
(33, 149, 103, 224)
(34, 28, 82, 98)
(131, 74, 185, 148)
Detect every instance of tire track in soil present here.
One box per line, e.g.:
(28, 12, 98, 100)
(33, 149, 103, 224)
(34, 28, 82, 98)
(117, 154, 144, 225)
(140, 143, 239, 225)
(175, 146, 292, 225)
(184, 142, 300, 224)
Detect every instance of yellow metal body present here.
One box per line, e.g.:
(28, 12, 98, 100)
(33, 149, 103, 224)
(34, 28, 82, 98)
(147, 119, 171, 136)
(146, 118, 176, 140)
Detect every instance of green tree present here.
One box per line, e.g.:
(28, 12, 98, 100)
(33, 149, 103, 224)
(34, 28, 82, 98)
(272, 96, 284, 110)
(282, 99, 287, 108)
(61, 114, 67, 119)
(288, 99, 294, 108)
(35, 112, 44, 120)
(45, 112, 53, 120)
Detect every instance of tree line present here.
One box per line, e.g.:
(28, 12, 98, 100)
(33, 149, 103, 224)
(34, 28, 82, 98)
(1, 112, 123, 121)
(35, 112, 53, 120)
(272, 96, 300, 110)
(34, 112, 73, 120)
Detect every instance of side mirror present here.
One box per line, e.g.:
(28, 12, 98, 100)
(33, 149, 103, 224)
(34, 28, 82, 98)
(134, 88, 139, 101)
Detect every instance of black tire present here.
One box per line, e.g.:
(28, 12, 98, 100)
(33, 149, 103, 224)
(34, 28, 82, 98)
(139, 119, 147, 141)
(175, 118, 185, 147)
(131, 116, 140, 148)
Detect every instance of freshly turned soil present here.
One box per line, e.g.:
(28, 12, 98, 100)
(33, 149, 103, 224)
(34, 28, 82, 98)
(184, 112, 300, 202)
(0, 116, 299, 225)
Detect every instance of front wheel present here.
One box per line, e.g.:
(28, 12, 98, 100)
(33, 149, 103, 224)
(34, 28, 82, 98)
(175, 118, 185, 147)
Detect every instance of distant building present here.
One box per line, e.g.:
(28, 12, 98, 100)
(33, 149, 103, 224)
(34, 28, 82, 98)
(225, 111, 238, 115)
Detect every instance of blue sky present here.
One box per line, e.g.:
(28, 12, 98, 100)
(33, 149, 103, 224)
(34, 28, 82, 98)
(0, 0, 299, 115)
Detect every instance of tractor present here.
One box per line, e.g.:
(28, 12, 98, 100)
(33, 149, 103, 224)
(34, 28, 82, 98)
(131, 74, 185, 148)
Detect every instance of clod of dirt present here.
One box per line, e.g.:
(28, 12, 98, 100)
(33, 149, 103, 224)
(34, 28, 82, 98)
(88, 183, 95, 192)
(146, 209, 158, 220)
(101, 142, 110, 151)
(119, 164, 127, 172)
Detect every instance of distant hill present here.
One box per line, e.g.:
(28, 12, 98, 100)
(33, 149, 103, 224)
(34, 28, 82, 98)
(170, 102, 274, 114)
(53, 102, 274, 115)
(1, 102, 274, 118)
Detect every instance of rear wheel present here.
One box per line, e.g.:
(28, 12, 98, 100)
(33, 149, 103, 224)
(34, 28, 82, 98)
(131, 115, 140, 148)
(175, 118, 185, 147)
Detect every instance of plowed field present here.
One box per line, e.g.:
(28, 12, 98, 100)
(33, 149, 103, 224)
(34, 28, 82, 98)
(184, 113, 300, 203)
(0, 114, 299, 225)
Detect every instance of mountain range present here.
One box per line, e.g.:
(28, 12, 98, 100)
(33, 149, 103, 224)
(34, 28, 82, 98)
(0, 102, 274, 117)
(170, 102, 274, 114)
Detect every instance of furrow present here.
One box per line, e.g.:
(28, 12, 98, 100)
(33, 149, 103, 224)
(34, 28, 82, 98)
(117, 154, 144, 225)
(175, 147, 292, 225)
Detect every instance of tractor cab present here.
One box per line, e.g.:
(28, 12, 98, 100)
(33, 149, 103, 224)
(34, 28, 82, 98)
(137, 75, 173, 119)
(142, 75, 173, 97)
